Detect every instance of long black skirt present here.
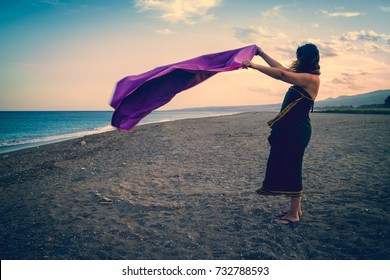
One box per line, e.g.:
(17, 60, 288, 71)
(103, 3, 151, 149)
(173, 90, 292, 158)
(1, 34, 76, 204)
(257, 142, 306, 197)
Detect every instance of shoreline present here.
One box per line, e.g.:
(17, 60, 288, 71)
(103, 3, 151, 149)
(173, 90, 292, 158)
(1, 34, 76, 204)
(0, 111, 244, 155)
(314, 108, 390, 115)
(0, 126, 115, 155)
(1, 112, 389, 259)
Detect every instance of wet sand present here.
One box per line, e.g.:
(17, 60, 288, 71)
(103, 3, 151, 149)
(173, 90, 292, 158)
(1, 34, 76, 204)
(1, 112, 389, 259)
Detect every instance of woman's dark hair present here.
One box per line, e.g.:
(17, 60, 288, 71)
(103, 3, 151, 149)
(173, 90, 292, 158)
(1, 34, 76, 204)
(290, 43, 320, 75)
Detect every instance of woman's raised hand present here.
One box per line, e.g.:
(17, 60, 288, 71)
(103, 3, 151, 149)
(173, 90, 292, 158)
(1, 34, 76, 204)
(257, 46, 264, 56)
(242, 60, 253, 68)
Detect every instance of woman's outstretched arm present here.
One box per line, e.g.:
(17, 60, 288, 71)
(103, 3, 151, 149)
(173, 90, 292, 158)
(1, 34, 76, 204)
(257, 46, 289, 71)
(243, 46, 320, 99)
(242, 60, 319, 99)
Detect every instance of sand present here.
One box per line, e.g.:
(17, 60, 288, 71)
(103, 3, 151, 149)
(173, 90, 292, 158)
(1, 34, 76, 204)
(0, 112, 389, 260)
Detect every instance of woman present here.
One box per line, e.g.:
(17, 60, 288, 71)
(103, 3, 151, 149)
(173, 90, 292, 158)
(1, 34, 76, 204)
(242, 43, 320, 225)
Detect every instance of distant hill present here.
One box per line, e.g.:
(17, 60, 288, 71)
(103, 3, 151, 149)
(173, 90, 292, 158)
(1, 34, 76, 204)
(314, 89, 390, 108)
(176, 104, 281, 112)
(166, 89, 390, 113)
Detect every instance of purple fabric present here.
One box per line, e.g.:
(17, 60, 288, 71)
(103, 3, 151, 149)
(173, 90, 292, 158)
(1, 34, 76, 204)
(110, 45, 258, 130)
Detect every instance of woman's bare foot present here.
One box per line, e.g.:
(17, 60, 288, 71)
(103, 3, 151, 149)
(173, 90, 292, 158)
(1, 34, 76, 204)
(275, 209, 303, 217)
(274, 213, 300, 225)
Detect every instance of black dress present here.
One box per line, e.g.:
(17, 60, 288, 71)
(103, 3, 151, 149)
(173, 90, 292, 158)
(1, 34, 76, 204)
(257, 85, 314, 197)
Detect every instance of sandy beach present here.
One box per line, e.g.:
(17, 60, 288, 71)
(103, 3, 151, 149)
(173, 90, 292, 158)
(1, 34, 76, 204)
(1, 112, 389, 260)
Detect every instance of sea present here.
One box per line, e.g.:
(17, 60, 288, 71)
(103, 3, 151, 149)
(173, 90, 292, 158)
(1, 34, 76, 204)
(0, 106, 278, 154)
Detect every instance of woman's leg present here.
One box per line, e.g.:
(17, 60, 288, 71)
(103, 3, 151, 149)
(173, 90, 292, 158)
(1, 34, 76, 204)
(274, 196, 301, 224)
(275, 196, 303, 217)
(289, 196, 302, 218)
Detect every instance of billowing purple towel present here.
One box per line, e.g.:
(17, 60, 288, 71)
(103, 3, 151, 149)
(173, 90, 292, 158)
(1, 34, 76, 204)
(110, 45, 258, 130)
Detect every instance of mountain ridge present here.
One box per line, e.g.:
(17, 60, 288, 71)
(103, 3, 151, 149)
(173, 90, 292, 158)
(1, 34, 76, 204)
(162, 89, 390, 112)
(314, 89, 390, 108)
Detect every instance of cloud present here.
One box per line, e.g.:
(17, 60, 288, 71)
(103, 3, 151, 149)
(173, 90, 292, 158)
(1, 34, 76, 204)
(34, 0, 65, 6)
(331, 73, 367, 91)
(134, 0, 221, 24)
(261, 5, 284, 20)
(30, 0, 92, 15)
(154, 28, 175, 34)
(321, 10, 363, 17)
(339, 30, 390, 54)
(233, 25, 289, 44)
(233, 26, 341, 59)
(340, 30, 390, 43)
(380, 6, 390, 13)
(310, 41, 339, 58)
(305, 30, 390, 59)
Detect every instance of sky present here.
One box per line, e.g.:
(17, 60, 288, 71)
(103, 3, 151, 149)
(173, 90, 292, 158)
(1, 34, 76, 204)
(0, 0, 389, 111)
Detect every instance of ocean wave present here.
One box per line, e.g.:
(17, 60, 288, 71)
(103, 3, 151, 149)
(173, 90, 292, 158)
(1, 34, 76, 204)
(0, 110, 242, 154)
(0, 125, 114, 148)
(141, 118, 171, 125)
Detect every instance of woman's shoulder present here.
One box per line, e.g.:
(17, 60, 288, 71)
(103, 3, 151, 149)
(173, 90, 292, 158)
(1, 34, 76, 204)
(300, 75, 320, 100)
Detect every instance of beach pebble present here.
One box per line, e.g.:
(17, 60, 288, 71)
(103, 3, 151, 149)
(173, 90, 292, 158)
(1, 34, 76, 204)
(99, 196, 113, 205)
(101, 196, 113, 202)
(80, 140, 87, 146)
(99, 201, 113, 205)
(163, 240, 174, 247)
